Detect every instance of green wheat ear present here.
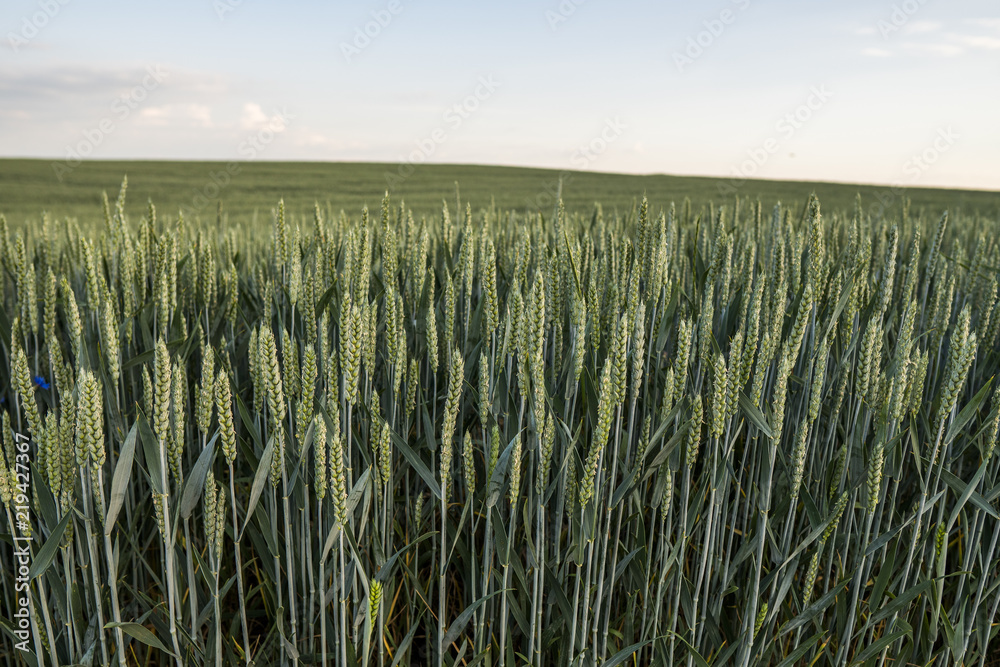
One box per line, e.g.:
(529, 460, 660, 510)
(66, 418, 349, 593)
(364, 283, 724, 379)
(215, 373, 237, 465)
(153, 338, 172, 447)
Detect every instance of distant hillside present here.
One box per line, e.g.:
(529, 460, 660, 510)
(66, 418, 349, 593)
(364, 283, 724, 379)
(1, 158, 997, 227)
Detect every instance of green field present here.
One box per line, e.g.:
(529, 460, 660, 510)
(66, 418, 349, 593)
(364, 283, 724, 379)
(2, 165, 1000, 666)
(2, 158, 999, 228)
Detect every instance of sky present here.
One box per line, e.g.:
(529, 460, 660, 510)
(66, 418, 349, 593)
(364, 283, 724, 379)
(2, 0, 999, 190)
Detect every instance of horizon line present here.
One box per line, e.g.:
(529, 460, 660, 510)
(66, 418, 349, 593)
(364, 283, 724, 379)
(1, 156, 998, 197)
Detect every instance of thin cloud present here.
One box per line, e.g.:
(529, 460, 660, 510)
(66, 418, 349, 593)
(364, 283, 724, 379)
(862, 47, 891, 57)
(0, 64, 225, 106)
(0, 65, 150, 101)
(138, 104, 214, 128)
(902, 41, 965, 57)
(239, 103, 289, 132)
(239, 103, 269, 130)
(303, 133, 332, 146)
(950, 33, 1000, 50)
(903, 20, 942, 35)
(968, 18, 1000, 30)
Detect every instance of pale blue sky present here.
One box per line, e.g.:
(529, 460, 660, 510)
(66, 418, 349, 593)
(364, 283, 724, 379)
(2, 0, 998, 189)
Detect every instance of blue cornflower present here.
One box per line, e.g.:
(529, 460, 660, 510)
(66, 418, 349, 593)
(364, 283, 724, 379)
(33, 376, 50, 390)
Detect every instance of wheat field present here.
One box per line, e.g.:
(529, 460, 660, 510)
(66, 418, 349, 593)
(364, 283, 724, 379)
(1, 181, 999, 666)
